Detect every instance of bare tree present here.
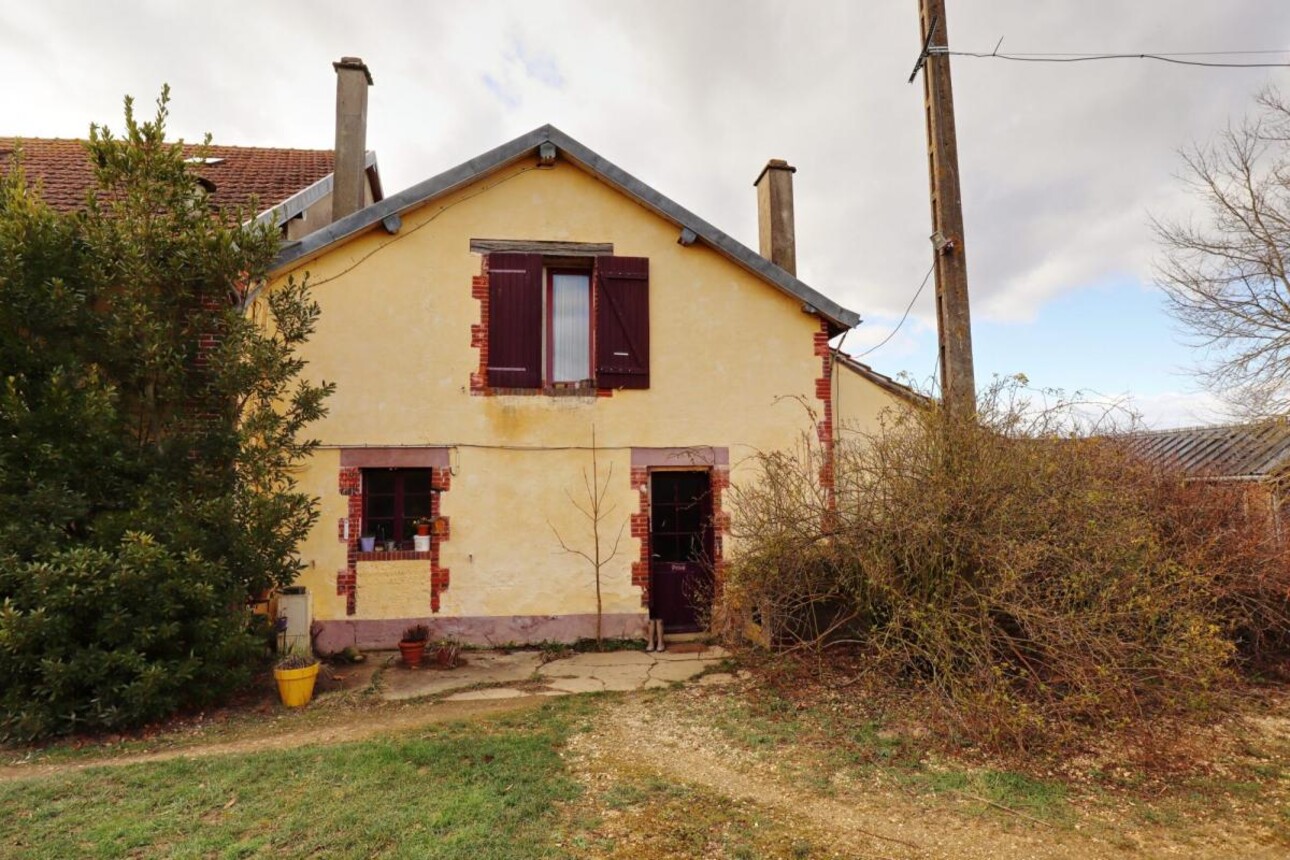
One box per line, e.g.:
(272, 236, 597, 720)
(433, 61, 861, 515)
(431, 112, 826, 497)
(1155, 88, 1290, 417)
(550, 426, 627, 648)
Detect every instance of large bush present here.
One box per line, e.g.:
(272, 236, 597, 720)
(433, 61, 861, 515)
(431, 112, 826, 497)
(0, 91, 330, 739)
(0, 535, 261, 739)
(725, 381, 1290, 750)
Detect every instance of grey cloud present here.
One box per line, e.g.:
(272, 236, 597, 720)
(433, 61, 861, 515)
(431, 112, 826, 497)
(4, 0, 1289, 382)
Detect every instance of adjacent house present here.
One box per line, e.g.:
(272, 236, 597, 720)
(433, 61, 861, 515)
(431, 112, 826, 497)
(0, 90, 382, 236)
(1126, 421, 1290, 537)
(262, 61, 912, 651)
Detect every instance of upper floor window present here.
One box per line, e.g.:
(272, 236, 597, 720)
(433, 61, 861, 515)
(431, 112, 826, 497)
(487, 252, 649, 391)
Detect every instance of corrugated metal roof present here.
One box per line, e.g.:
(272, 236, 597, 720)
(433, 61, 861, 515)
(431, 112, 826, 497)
(1124, 421, 1290, 480)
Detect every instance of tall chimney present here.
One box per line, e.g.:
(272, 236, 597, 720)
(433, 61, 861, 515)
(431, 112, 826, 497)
(332, 56, 373, 222)
(754, 159, 797, 276)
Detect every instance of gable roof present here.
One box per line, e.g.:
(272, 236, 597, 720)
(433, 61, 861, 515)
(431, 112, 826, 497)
(0, 137, 381, 222)
(1124, 421, 1290, 481)
(836, 353, 930, 407)
(270, 124, 862, 331)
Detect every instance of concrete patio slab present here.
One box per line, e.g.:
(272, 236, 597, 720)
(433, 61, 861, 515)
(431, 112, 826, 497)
(377, 644, 734, 702)
(547, 676, 607, 694)
(649, 659, 718, 683)
(443, 687, 531, 701)
(381, 650, 544, 701)
(551, 650, 657, 667)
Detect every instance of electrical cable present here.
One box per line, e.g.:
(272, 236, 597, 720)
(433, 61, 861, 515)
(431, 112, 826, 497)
(933, 47, 1290, 69)
(275, 165, 539, 289)
(856, 261, 936, 358)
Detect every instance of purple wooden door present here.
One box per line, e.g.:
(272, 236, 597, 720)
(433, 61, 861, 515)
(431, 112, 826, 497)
(649, 471, 714, 633)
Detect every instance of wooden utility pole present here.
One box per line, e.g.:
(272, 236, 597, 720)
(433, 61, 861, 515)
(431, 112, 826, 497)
(912, 0, 976, 415)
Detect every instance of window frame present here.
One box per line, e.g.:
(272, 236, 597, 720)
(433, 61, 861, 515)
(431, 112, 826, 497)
(361, 468, 434, 549)
(544, 266, 595, 387)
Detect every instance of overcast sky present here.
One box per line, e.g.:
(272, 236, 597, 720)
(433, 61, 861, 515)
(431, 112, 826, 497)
(4, 1, 1290, 427)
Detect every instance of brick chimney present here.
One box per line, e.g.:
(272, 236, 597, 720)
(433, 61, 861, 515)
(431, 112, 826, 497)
(754, 159, 797, 276)
(332, 56, 373, 222)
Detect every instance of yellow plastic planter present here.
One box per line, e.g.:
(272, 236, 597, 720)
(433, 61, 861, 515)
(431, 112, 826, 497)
(274, 662, 320, 707)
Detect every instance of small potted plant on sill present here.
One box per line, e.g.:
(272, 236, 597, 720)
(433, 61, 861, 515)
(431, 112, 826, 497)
(435, 638, 462, 669)
(274, 649, 321, 707)
(413, 517, 432, 552)
(359, 532, 376, 553)
(399, 623, 431, 668)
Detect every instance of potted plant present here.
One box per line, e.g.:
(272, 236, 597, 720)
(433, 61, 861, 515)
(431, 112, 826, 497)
(413, 517, 432, 552)
(273, 650, 321, 707)
(435, 638, 462, 669)
(359, 532, 376, 552)
(399, 623, 431, 667)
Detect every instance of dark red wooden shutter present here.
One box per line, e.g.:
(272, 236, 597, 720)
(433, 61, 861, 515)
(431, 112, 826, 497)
(595, 256, 650, 389)
(487, 253, 542, 388)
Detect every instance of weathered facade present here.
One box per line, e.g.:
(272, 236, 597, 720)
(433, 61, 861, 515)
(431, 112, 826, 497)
(268, 125, 909, 650)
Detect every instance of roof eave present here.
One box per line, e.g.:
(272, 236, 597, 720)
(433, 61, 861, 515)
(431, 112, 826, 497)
(269, 125, 861, 331)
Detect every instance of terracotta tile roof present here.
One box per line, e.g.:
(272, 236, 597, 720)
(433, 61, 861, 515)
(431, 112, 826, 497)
(0, 137, 335, 217)
(1124, 421, 1290, 480)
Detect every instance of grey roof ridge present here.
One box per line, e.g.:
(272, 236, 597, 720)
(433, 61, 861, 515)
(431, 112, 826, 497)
(270, 124, 861, 331)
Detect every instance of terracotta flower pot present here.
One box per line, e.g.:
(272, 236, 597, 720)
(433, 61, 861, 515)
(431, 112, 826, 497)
(416, 523, 431, 536)
(399, 640, 427, 668)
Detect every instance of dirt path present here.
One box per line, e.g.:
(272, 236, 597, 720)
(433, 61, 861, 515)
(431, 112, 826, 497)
(568, 694, 1285, 860)
(0, 696, 543, 783)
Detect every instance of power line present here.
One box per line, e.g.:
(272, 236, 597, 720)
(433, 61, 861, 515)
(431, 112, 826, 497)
(857, 261, 935, 358)
(933, 47, 1290, 69)
(985, 49, 1290, 57)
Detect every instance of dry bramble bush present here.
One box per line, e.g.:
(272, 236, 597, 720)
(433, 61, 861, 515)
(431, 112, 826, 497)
(722, 378, 1290, 751)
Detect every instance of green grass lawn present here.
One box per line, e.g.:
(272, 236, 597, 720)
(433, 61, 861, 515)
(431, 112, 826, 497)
(0, 703, 586, 859)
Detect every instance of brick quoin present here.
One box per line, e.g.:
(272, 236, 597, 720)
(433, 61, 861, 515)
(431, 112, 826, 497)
(630, 467, 650, 606)
(813, 319, 837, 506)
(709, 466, 731, 603)
(428, 468, 452, 612)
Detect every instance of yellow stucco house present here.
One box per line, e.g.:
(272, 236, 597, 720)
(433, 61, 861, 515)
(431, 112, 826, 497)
(267, 121, 912, 651)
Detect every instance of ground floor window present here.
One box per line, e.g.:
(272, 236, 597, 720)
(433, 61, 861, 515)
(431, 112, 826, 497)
(362, 468, 433, 547)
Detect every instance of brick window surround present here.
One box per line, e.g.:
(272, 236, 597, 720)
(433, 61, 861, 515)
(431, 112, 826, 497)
(337, 448, 452, 616)
(470, 254, 624, 398)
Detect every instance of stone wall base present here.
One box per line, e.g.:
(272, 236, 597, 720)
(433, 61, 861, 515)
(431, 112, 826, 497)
(313, 612, 649, 653)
